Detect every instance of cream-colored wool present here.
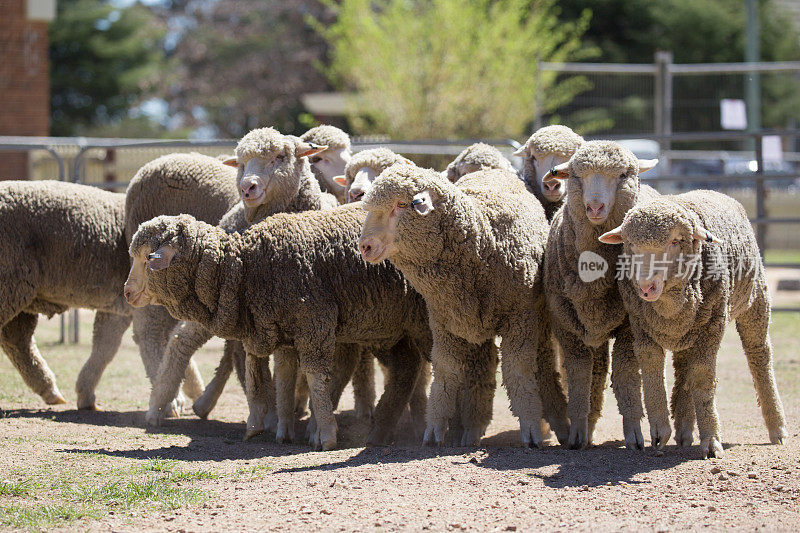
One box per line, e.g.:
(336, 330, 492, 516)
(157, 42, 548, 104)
(340, 148, 412, 203)
(144, 131, 346, 426)
(300, 125, 351, 204)
(604, 191, 787, 458)
(128, 205, 430, 450)
(0, 180, 132, 409)
(361, 165, 569, 448)
(544, 140, 658, 450)
(517, 125, 584, 220)
(443, 143, 515, 183)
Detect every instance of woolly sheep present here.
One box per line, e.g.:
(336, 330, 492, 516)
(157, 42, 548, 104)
(143, 128, 334, 425)
(333, 147, 413, 203)
(444, 143, 516, 183)
(125, 204, 431, 450)
(300, 125, 352, 204)
(0, 181, 132, 408)
(359, 165, 569, 448)
(514, 125, 584, 220)
(598, 191, 787, 458)
(125, 152, 242, 409)
(543, 140, 659, 450)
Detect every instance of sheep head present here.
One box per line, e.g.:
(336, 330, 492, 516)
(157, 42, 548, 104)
(514, 125, 583, 204)
(445, 143, 515, 183)
(335, 148, 414, 203)
(359, 164, 448, 264)
(545, 140, 657, 227)
(125, 214, 200, 308)
(301, 125, 352, 199)
(598, 200, 720, 302)
(222, 127, 327, 209)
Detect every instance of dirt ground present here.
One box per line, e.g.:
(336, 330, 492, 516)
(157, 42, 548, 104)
(0, 311, 798, 532)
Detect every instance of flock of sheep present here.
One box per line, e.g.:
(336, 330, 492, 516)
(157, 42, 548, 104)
(0, 124, 788, 459)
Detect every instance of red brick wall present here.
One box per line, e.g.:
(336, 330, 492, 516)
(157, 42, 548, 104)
(0, 0, 51, 180)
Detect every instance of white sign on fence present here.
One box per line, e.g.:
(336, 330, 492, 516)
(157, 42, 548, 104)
(720, 99, 748, 130)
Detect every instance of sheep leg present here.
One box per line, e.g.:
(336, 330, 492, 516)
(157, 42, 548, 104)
(501, 325, 545, 449)
(146, 320, 211, 426)
(294, 373, 310, 418)
(273, 346, 299, 444)
(424, 326, 468, 446)
(537, 335, 570, 447)
(557, 328, 603, 450)
(192, 339, 233, 419)
(132, 307, 185, 417)
(244, 351, 270, 441)
(352, 350, 377, 422)
(408, 360, 430, 441)
(367, 338, 421, 446)
(305, 369, 337, 451)
(633, 332, 671, 450)
(587, 342, 610, 444)
(676, 338, 724, 459)
(458, 338, 498, 446)
(0, 311, 64, 405)
(331, 344, 361, 409)
(75, 311, 132, 410)
(610, 325, 645, 450)
(735, 296, 788, 445)
(671, 355, 695, 447)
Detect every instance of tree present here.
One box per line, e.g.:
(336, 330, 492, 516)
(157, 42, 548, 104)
(49, 0, 167, 136)
(154, 0, 334, 137)
(315, 0, 592, 139)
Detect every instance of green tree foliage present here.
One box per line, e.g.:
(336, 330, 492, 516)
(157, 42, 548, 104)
(554, 0, 800, 132)
(315, 0, 592, 139)
(49, 0, 166, 136)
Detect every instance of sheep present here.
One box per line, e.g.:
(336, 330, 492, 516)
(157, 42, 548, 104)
(542, 140, 659, 450)
(598, 191, 788, 458)
(0, 180, 132, 409)
(300, 125, 352, 204)
(444, 142, 516, 183)
(513, 125, 584, 221)
(125, 153, 242, 409)
(125, 204, 431, 450)
(359, 164, 569, 448)
(333, 147, 413, 203)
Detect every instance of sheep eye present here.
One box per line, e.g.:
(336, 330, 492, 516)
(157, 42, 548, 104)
(619, 173, 627, 179)
(275, 154, 285, 162)
(671, 239, 680, 246)
(310, 156, 322, 164)
(397, 201, 409, 209)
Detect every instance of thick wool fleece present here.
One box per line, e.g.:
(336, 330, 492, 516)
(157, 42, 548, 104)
(134, 206, 430, 448)
(0, 180, 132, 408)
(300, 125, 351, 151)
(125, 152, 242, 405)
(544, 140, 658, 449)
(363, 166, 568, 448)
(147, 134, 344, 424)
(344, 148, 410, 187)
(614, 191, 787, 457)
(520, 125, 584, 220)
(444, 143, 515, 183)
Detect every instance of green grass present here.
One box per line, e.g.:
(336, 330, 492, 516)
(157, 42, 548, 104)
(0, 479, 33, 496)
(764, 249, 800, 264)
(0, 504, 100, 531)
(68, 477, 205, 510)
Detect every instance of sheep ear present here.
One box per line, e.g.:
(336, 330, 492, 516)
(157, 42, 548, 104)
(222, 156, 238, 168)
(542, 162, 569, 183)
(598, 227, 624, 245)
(638, 158, 659, 174)
(401, 157, 414, 165)
(411, 189, 434, 216)
(512, 146, 526, 157)
(296, 141, 327, 159)
(693, 225, 722, 245)
(333, 175, 348, 187)
(146, 245, 177, 271)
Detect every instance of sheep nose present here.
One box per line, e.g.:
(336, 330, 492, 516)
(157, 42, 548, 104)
(638, 280, 657, 298)
(586, 202, 605, 217)
(349, 189, 365, 202)
(359, 241, 372, 256)
(242, 181, 257, 198)
(123, 288, 132, 301)
(544, 180, 560, 192)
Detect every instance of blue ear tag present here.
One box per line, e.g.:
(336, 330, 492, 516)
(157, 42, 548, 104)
(411, 198, 424, 207)
(148, 252, 162, 260)
(706, 234, 713, 243)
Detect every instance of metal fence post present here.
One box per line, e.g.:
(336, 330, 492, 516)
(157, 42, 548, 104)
(655, 51, 673, 175)
(754, 133, 767, 258)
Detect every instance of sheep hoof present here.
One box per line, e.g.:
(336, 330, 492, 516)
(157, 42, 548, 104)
(275, 421, 295, 444)
(265, 409, 279, 433)
(547, 418, 570, 447)
(145, 407, 164, 427)
(520, 420, 544, 449)
(423, 426, 444, 447)
(567, 418, 589, 450)
(460, 427, 484, 447)
(75, 392, 96, 410)
(244, 427, 264, 441)
(769, 426, 788, 445)
(354, 403, 374, 423)
(78, 401, 101, 411)
(165, 401, 181, 419)
(700, 437, 724, 459)
(674, 426, 693, 447)
(622, 417, 645, 450)
(44, 389, 67, 406)
(191, 395, 214, 419)
(649, 419, 672, 450)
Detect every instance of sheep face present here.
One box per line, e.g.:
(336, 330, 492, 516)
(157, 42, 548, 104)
(360, 166, 444, 264)
(599, 202, 720, 302)
(546, 141, 657, 227)
(335, 149, 414, 203)
(308, 146, 351, 194)
(515, 125, 584, 204)
(445, 143, 514, 183)
(224, 128, 326, 208)
(521, 149, 569, 203)
(345, 165, 379, 202)
(124, 215, 195, 308)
